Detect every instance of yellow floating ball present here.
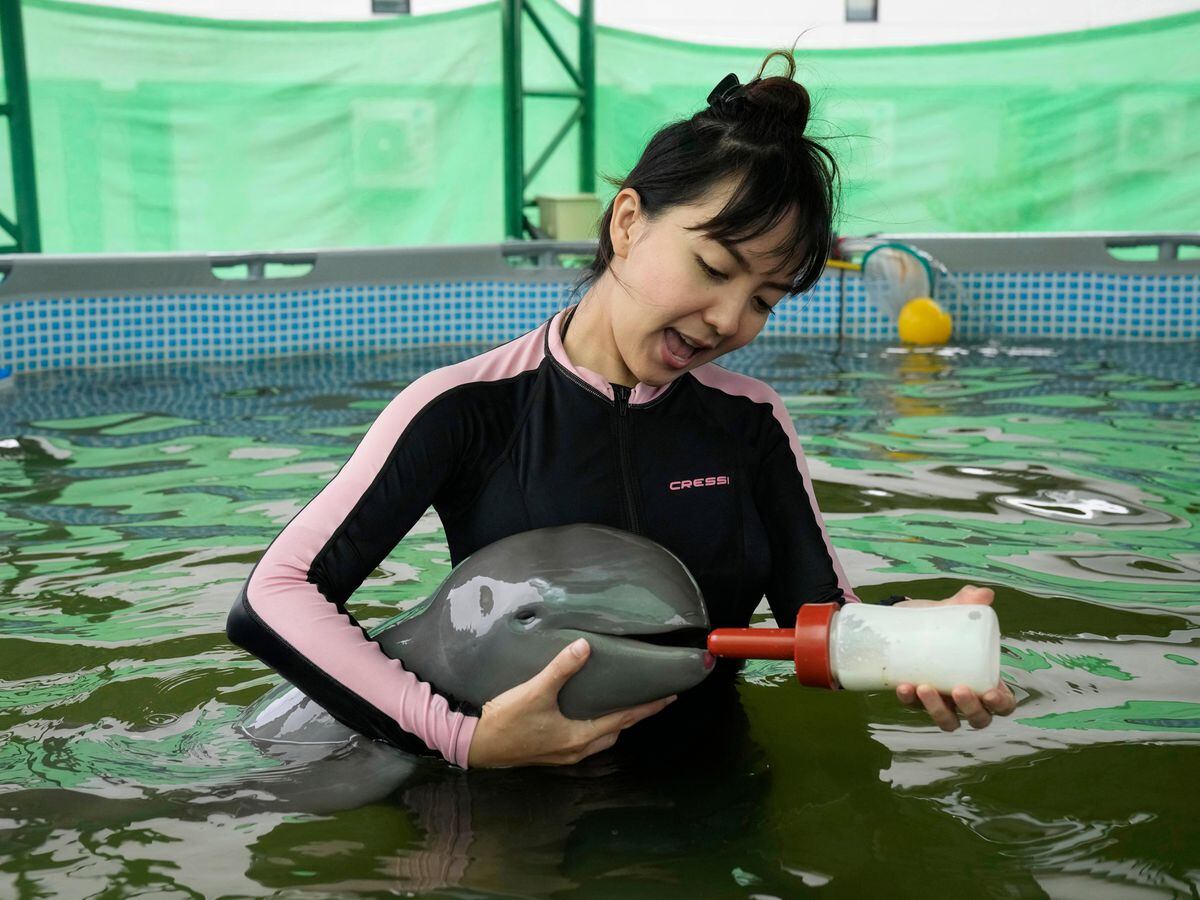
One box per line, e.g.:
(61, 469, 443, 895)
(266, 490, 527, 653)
(897, 297, 953, 345)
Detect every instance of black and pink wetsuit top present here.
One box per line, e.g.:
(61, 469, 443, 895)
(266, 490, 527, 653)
(227, 306, 861, 768)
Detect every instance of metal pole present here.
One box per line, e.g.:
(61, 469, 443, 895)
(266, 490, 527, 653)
(578, 0, 595, 193)
(500, 0, 525, 239)
(0, 0, 40, 252)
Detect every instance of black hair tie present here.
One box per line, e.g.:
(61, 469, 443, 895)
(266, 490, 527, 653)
(707, 72, 747, 115)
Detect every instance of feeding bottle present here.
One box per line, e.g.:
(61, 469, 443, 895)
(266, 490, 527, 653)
(708, 602, 1000, 694)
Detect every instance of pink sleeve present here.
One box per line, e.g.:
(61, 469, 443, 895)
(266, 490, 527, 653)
(759, 387, 862, 605)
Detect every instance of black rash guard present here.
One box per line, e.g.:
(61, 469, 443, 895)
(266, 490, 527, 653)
(227, 305, 865, 767)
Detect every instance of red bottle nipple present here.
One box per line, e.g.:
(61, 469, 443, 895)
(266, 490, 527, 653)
(706, 602, 838, 689)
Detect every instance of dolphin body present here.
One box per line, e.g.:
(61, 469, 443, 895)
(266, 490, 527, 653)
(239, 523, 714, 757)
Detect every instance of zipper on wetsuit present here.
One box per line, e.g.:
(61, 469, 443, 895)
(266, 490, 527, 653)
(611, 384, 644, 534)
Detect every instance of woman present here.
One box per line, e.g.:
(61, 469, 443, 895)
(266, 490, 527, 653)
(227, 50, 1016, 770)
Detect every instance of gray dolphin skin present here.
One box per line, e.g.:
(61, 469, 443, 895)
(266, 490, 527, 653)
(240, 523, 714, 751)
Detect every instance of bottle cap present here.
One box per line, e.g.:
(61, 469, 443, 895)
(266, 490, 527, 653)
(794, 602, 837, 689)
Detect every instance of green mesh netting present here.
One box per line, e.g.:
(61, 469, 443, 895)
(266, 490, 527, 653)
(11, 0, 1200, 253)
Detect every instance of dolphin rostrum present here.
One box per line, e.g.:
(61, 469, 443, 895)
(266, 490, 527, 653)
(240, 523, 715, 751)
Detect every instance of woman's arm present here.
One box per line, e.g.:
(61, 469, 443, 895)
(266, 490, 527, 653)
(227, 363, 673, 768)
(227, 372, 479, 766)
(749, 393, 1017, 729)
(751, 387, 863, 626)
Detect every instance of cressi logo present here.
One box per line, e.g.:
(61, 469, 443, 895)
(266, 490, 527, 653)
(669, 475, 731, 491)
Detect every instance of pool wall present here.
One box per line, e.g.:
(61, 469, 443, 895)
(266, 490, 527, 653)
(1, 232, 1196, 373)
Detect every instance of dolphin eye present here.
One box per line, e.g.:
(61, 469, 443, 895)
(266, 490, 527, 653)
(514, 607, 539, 626)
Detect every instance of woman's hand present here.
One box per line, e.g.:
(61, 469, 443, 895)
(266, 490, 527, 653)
(891, 585, 1017, 731)
(466, 637, 676, 768)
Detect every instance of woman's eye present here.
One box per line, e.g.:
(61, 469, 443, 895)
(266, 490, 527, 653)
(698, 255, 775, 316)
(696, 257, 724, 280)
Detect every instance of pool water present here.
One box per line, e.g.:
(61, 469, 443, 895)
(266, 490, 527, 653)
(1, 335, 1198, 897)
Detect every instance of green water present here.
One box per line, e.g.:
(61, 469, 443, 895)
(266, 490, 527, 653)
(1, 337, 1198, 897)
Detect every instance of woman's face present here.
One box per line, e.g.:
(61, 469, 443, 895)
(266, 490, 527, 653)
(604, 181, 799, 387)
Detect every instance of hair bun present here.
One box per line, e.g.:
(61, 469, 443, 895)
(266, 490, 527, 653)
(704, 49, 811, 143)
(745, 77, 811, 138)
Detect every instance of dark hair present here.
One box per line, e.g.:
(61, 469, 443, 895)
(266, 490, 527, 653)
(583, 48, 839, 297)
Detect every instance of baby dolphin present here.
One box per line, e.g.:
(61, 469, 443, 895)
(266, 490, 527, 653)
(240, 523, 714, 752)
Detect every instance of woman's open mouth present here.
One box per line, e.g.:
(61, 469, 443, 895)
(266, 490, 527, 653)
(661, 327, 708, 369)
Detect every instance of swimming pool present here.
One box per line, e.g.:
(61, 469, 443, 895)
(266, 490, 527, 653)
(1, 236, 1198, 895)
(1, 233, 1197, 378)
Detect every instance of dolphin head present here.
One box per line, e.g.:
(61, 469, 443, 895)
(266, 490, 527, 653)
(377, 524, 714, 719)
